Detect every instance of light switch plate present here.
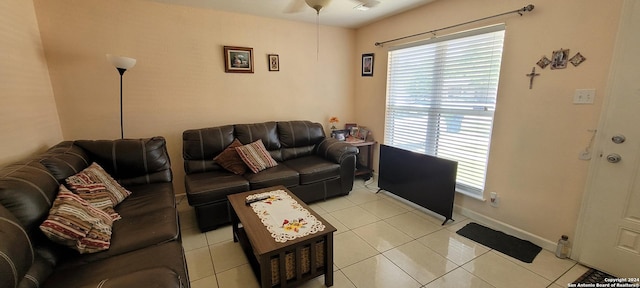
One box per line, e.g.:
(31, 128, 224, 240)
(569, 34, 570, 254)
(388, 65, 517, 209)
(574, 89, 596, 104)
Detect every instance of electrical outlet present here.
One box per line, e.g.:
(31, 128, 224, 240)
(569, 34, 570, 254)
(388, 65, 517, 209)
(490, 192, 499, 207)
(573, 89, 595, 104)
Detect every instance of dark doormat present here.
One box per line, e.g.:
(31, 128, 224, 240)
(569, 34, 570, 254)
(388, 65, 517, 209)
(456, 222, 542, 263)
(573, 268, 634, 284)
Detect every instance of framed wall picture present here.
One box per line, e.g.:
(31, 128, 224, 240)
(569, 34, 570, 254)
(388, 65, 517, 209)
(268, 54, 279, 71)
(362, 53, 374, 77)
(550, 48, 569, 70)
(224, 46, 254, 73)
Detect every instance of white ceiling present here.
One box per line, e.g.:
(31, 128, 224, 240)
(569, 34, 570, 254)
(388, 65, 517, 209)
(146, 0, 436, 29)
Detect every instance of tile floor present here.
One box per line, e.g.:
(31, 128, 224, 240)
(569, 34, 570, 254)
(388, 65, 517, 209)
(178, 180, 589, 288)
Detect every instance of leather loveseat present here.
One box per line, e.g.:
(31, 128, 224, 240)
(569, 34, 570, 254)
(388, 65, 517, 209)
(0, 137, 189, 288)
(182, 120, 359, 232)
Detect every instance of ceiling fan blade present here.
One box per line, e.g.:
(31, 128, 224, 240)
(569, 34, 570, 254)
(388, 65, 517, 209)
(366, 0, 381, 8)
(285, 0, 307, 13)
(353, 0, 380, 8)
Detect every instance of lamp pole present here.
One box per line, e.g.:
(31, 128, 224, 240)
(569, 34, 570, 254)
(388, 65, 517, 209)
(117, 67, 126, 139)
(107, 54, 136, 139)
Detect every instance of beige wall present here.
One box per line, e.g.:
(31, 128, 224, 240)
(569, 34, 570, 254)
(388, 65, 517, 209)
(0, 0, 62, 166)
(20, 0, 623, 245)
(354, 0, 622, 242)
(32, 0, 356, 193)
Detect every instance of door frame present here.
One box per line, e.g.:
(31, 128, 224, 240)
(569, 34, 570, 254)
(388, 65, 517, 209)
(572, 0, 632, 264)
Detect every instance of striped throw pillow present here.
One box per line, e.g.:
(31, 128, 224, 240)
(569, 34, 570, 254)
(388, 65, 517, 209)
(40, 185, 113, 254)
(235, 139, 278, 173)
(66, 162, 131, 220)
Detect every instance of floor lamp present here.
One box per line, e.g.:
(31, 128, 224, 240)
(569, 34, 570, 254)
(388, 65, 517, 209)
(106, 54, 136, 139)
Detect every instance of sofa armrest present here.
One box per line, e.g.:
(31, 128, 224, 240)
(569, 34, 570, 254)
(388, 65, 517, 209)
(76, 267, 183, 288)
(317, 138, 359, 164)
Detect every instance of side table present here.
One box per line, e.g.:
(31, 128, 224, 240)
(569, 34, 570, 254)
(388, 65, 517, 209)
(348, 141, 377, 180)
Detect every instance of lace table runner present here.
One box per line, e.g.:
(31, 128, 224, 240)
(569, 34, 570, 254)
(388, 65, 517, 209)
(247, 190, 325, 243)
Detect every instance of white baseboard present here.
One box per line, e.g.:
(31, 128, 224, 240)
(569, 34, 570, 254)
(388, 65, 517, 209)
(359, 174, 557, 253)
(454, 205, 558, 252)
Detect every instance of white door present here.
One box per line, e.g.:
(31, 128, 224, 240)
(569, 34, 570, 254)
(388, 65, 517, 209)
(574, 0, 640, 277)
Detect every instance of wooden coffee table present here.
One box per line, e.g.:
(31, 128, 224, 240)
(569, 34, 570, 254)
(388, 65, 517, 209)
(228, 186, 336, 288)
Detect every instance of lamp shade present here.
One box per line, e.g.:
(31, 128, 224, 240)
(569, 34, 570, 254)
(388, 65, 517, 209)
(305, 0, 331, 12)
(106, 54, 137, 69)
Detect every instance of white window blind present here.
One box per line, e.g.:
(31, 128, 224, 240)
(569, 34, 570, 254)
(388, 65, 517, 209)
(384, 25, 505, 198)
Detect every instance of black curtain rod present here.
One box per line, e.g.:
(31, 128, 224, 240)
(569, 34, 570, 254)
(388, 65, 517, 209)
(374, 4, 535, 47)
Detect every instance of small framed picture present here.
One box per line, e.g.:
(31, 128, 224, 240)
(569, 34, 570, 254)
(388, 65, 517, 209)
(537, 56, 551, 69)
(268, 54, 279, 71)
(345, 123, 357, 132)
(569, 52, 586, 67)
(358, 127, 370, 141)
(350, 127, 359, 137)
(331, 129, 349, 141)
(550, 48, 570, 70)
(361, 53, 374, 77)
(224, 46, 254, 73)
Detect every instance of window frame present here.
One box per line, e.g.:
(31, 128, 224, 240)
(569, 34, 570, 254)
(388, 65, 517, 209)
(384, 24, 506, 199)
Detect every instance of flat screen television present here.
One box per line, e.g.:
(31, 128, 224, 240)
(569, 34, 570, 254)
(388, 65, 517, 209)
(378, 144, 458, 225)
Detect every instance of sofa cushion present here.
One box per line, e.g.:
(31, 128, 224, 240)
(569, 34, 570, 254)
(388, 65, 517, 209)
(183, 125, 235, 174)
(185, 171, 249, 204)
(39, 186, 113, 254)
(117, 182, 176, 216)
(65, 162, 131, 218)
(0, 161, 59, 232)
(65, 182, 180, 264)
(244, 165, 299, 189)
(0, 204, 34, 288)
(235, 122, 281, 151)
(214, 139, 247, 175)
(71, 207, 179, 264)
(18, 253, 55, 288)
(39, 141, 91, 182)
(281, 145, 316, 161)
(277, 121, 325, 148)
(76, 267, 182, 288)
(109, 206, 177, 249)
(74, 137, 172, 186)
(283, 156, 340, 185)
(236, 140, 279, 173)
(277, 121, 325, 161)
(43, 241, 188, 288)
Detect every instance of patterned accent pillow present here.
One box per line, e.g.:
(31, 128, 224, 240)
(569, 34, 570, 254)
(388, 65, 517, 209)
(235, 139, 278, 173)
(214, 139, 248, 175)
(40, 185, 113, 254)
(65, 162, 131, 220)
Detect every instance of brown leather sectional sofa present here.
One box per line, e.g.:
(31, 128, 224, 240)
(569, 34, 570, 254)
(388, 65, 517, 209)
(183, 120, 359, 232)
(0, 137, 189, 288)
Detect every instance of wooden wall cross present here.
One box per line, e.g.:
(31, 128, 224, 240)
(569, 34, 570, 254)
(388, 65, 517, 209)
(526, 67, 540, 89)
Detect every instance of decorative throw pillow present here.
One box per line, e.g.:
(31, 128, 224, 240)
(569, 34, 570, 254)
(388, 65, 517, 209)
(40, 185, 113, 254)
(65, 162, 131, 220)
(235, 139, 278, 173)
(214, 139, 248, 175)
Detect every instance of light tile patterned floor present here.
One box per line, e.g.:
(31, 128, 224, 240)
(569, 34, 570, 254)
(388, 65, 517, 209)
(178, 180, 588, 288)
